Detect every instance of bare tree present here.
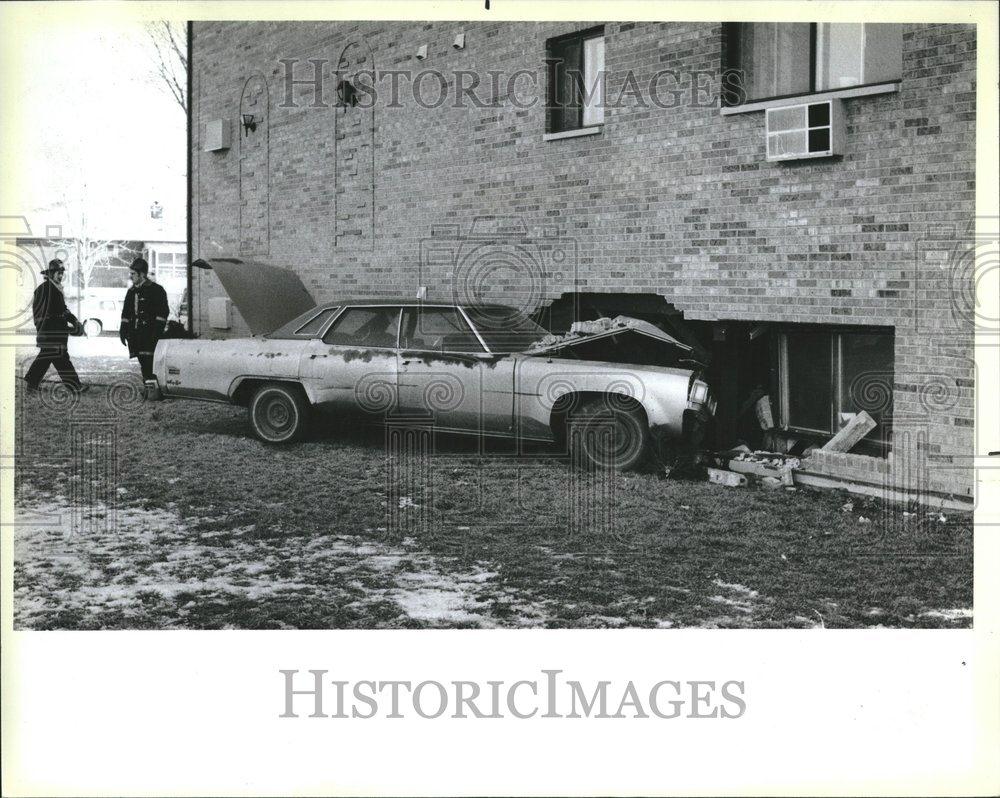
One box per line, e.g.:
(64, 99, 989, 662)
(144, 21, 187, 115)
(33, 186, 128, 312)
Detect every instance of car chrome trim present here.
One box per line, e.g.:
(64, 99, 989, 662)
(315, 305, 347, 339)
(293, 306, 342, 337)
(457, 306, 494, 355)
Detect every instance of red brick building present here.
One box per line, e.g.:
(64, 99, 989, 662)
(189, 21, 976, 505)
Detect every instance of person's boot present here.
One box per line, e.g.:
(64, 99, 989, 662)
(144, 379, 162, 401)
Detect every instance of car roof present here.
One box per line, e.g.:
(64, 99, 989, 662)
(315, 300, 518, 310)
(266, 300, 527, 340)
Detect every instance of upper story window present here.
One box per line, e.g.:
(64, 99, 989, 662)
(546, 27, 605, 134)
(723, 23, 903, 106)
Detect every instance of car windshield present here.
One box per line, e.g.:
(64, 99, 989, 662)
(463, 307, 549, 352)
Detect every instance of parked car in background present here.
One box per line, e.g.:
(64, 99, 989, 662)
(155, 260, 715, 469)
(78, 288, 125, 337)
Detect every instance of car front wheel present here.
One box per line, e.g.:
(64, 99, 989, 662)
(82, 318, 103, 338)
(568, 397, 651, 471)
(248, 383, 309, 444)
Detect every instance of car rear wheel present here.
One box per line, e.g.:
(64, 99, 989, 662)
(568, 397, 651, 471)
(248, 383, 309, 444)
(82, 318, 103, 338)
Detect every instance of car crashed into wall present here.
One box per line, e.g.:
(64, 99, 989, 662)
(153, 258, 716, 470)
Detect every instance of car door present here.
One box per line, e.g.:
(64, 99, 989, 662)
(397, 306, 514, 434)
(299, 305, 401, 416)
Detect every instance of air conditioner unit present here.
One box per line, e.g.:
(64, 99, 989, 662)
(765, 99, 844, 162)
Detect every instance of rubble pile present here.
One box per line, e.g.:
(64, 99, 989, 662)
(707, 447, 801, 490)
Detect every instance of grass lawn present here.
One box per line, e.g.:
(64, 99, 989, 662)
(12, 352, 973, 630)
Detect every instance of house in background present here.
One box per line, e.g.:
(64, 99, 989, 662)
(187, 21, 976, 507)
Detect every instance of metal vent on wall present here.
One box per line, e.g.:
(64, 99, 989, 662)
(765, 99, 845, 162)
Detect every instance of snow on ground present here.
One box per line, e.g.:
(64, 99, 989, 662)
(919, 608, 973, 623)
(13, 484, 551, 629)
(698, 578, 773, 628)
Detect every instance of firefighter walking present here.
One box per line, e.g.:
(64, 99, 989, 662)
(24, 259, 88, 394)
(120, 257, 169, 395)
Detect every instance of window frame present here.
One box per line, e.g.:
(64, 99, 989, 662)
(722, 22, 903, 108)
(777, 326, 895, 447)
(545, 26, 606, 136)
(320, 305, 403, 350)
(293, 306, 342, 338)
(400, 306, 491, 355)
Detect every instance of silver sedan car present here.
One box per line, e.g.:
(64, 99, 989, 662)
(155, 263, 715, 470)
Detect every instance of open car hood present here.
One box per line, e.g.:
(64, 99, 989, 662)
(524, 315, 696, 366)
(195, 257, 317, 336)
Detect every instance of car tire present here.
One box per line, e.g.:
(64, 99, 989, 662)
(248, 383, 309, 444)
(82, 318, 103, 338)
(568, 397, 651, 471)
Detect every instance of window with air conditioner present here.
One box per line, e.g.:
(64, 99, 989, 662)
(546, 27, 605, 134)
(723, 22, 903, 106)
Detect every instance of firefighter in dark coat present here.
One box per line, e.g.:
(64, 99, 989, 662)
(24, 259, 87, 394)
(119, 257, 169, 388)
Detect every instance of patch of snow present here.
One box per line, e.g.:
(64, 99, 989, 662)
(700, 578, 769, 626)
(708, 594, 754, 613)
(711, 579, 759, 598)
(921, 608, 972, 622)
(17, 483, 558, 630)
(580, 614, 627, 627)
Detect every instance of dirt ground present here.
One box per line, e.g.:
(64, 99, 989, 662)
(11, 343, 974, 630)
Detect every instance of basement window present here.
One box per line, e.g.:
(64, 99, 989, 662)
(722, 22, 902, 106)
(778, 328, 894, 455)
(546, 27, 605, 135)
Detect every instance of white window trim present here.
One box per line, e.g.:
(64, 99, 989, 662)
(721, 81, 899, 116)
(543, 125, 602, 142)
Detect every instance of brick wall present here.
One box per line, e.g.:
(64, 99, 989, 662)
(190, 21, 976, 502)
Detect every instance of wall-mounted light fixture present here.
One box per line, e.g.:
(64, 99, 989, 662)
(415, 44, 428, 61)
(241, 113, 257, 137)
(453, 33, 466, 50)
(337, 78, 358, 109)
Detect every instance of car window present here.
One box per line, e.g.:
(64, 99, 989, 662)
(322, 307, 400, 348)
(401, 308, 485, 353)
(294, 307, 339, 336)
(463, 306, 549, 351)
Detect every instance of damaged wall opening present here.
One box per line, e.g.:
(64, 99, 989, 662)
(536, 292, 709, 362)
(535, 293, 894, 459)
